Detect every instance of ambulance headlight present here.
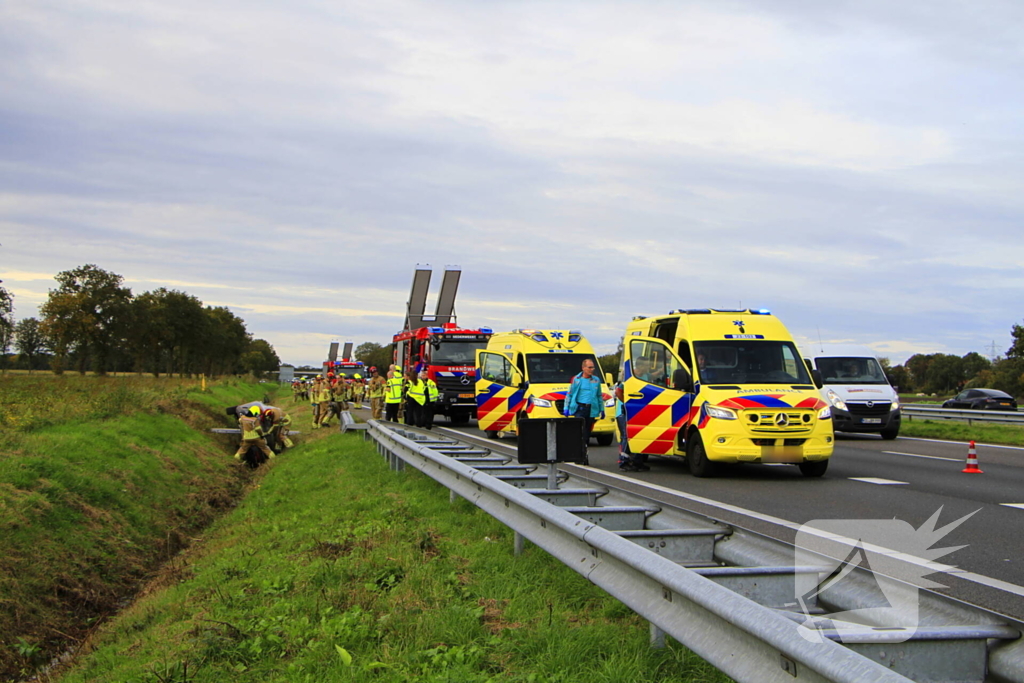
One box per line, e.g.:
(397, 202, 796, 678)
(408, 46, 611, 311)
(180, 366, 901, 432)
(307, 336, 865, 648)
(530, 397, 552, 408)
(705, 405, 737, 420)
(826, 389, 847, 411)
(818, 406, 832, 419)
(891, 400, 900, 411)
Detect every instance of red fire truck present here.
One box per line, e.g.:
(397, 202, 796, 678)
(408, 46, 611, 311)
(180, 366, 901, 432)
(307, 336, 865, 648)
(393, 322, 493, 424)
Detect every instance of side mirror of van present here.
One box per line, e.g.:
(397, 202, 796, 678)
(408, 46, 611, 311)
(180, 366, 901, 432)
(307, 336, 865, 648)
(672, 368, 694, 393)
(811, 369, 824, 389)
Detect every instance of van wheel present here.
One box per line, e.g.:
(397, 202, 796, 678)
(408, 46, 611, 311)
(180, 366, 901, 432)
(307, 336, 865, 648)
(880, 425, 899, 440)
(687, 436, 717, 477)
(799, 460, 829, 477)
(596, 433, 614, 446)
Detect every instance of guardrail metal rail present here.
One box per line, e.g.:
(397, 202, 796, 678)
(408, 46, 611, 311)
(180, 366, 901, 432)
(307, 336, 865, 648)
(365, 420, 1024, 683)
(902, 405, 1024, 426)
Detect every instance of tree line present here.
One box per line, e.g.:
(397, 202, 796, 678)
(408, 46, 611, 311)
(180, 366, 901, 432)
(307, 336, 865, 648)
(0, 265, 280, 377)
(885, 324, 1024, 396)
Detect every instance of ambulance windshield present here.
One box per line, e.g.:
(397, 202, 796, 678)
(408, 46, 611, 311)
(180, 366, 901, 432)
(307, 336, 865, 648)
(526, 354, 600, 384)
(432, 340, 488, 366)
(692, 340, 811, 385)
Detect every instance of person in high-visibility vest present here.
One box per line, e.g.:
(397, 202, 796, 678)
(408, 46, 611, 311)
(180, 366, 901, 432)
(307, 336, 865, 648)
(235, 405, 275, 463)
(419, 370, 440, 429)
(405, 369, 426, 427)
(385, 370, 404, 422)
(367, 367, 386, 420)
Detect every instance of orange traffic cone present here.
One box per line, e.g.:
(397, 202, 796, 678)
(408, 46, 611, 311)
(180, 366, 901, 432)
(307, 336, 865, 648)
(962, 440, 983, 474)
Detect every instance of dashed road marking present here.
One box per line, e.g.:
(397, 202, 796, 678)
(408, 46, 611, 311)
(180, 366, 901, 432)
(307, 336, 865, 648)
(882, 451, 959, 462)
(849, 477, 909, 485)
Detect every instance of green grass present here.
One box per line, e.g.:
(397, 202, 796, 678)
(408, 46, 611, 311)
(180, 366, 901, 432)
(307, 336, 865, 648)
(0, 374, 265, 433)
(899, 419, 1024, 446)
(53, 434, 732, 683)
(0, 377, 276, 680)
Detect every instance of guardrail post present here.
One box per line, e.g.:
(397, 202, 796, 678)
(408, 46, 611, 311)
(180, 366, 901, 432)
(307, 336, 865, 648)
(450, 489, 458, 504)
(514, 531, 525, 556)
(650, 623, 666, 649)
(546, 421, 558, 490)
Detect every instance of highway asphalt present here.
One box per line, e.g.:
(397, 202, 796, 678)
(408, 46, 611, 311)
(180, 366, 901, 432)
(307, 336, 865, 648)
(422, 418, 1024, 621)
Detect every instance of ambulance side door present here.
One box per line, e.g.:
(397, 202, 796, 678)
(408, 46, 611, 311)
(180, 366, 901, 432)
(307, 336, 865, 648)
(475, 350, 525, 432)
(622, 336, 695, 455)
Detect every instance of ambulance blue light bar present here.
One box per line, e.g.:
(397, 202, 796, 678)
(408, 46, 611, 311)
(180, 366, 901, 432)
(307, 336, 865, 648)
(749, 309, 771, 315)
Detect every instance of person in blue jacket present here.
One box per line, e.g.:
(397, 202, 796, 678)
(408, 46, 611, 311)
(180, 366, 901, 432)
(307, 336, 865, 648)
(564, 358, 605, 465)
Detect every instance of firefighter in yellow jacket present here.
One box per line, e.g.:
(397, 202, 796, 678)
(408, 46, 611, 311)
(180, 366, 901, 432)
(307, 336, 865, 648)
(314, 378, 334, 428)
(262, 406, 294, 449)
(367, 367, 386, 419)
(235, 405, 275, 461)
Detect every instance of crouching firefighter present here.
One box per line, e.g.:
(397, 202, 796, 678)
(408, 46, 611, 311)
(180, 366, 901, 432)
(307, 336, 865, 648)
(262, 406, 294, 451)
(235, 405, 275, 466)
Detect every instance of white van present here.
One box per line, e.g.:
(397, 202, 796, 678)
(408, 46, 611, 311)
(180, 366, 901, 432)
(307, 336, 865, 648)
(806, 344, 901, 440)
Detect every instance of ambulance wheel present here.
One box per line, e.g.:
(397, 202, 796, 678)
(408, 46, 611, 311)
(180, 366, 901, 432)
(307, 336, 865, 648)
(687, 437, 717, 478)
(880, 425, 899, 440)
(595, 433, 614, 447)
(485, 430, 500, 440)
(798, 460, 828, 477)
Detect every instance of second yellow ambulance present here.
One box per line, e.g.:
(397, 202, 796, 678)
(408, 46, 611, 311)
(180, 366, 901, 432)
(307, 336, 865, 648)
(621, 309, 834, 476)
(475, 329, 616, 443)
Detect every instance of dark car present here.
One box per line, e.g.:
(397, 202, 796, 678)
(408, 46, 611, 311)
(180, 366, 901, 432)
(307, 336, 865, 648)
(942, 389, 1018, 411)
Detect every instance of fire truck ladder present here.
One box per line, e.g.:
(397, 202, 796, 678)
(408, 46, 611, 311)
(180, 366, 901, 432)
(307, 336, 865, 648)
(432, 266, 461, 325)
(405, 265, 433, 330)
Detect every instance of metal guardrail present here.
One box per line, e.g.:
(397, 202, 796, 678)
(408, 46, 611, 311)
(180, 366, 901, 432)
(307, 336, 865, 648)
(902, 405, 1024, 425)
(365, 420, 1024, 683)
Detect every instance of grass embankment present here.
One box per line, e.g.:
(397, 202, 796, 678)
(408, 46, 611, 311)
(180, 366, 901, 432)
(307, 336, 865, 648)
(0, 375, 275, 680)
(898, 419, 1024, 447)
(55, 432, 731, 683)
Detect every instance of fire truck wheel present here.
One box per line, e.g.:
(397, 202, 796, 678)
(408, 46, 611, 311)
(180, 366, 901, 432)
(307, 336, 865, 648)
(450, 412, 470, 425)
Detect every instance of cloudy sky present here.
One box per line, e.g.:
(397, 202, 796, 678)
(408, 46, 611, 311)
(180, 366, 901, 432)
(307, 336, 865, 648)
(2, 0, 1022, 366)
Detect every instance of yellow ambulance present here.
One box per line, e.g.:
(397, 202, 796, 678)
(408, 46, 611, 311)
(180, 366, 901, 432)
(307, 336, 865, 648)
(621, 309, 834, 477)
(475, 329, 616, 443)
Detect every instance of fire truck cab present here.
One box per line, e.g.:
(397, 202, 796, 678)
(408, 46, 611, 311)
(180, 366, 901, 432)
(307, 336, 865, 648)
(393, 323, 493, 424)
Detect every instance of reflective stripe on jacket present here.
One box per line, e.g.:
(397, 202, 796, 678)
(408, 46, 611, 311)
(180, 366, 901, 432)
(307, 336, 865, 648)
(385, 376, 404, 403)
(425, 379, 439, 402)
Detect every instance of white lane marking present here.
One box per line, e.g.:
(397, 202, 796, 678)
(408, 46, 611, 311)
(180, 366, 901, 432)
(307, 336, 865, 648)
(1001, 504, 1024, 510)
(849, 477, 909, 485)
(882, 451, 960, 462)
(898, 436, 1024, 451)
(437, 427, 1024, 597)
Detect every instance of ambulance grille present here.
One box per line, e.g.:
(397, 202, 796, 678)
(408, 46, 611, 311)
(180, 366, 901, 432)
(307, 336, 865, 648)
(748, 411, 810, 433)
